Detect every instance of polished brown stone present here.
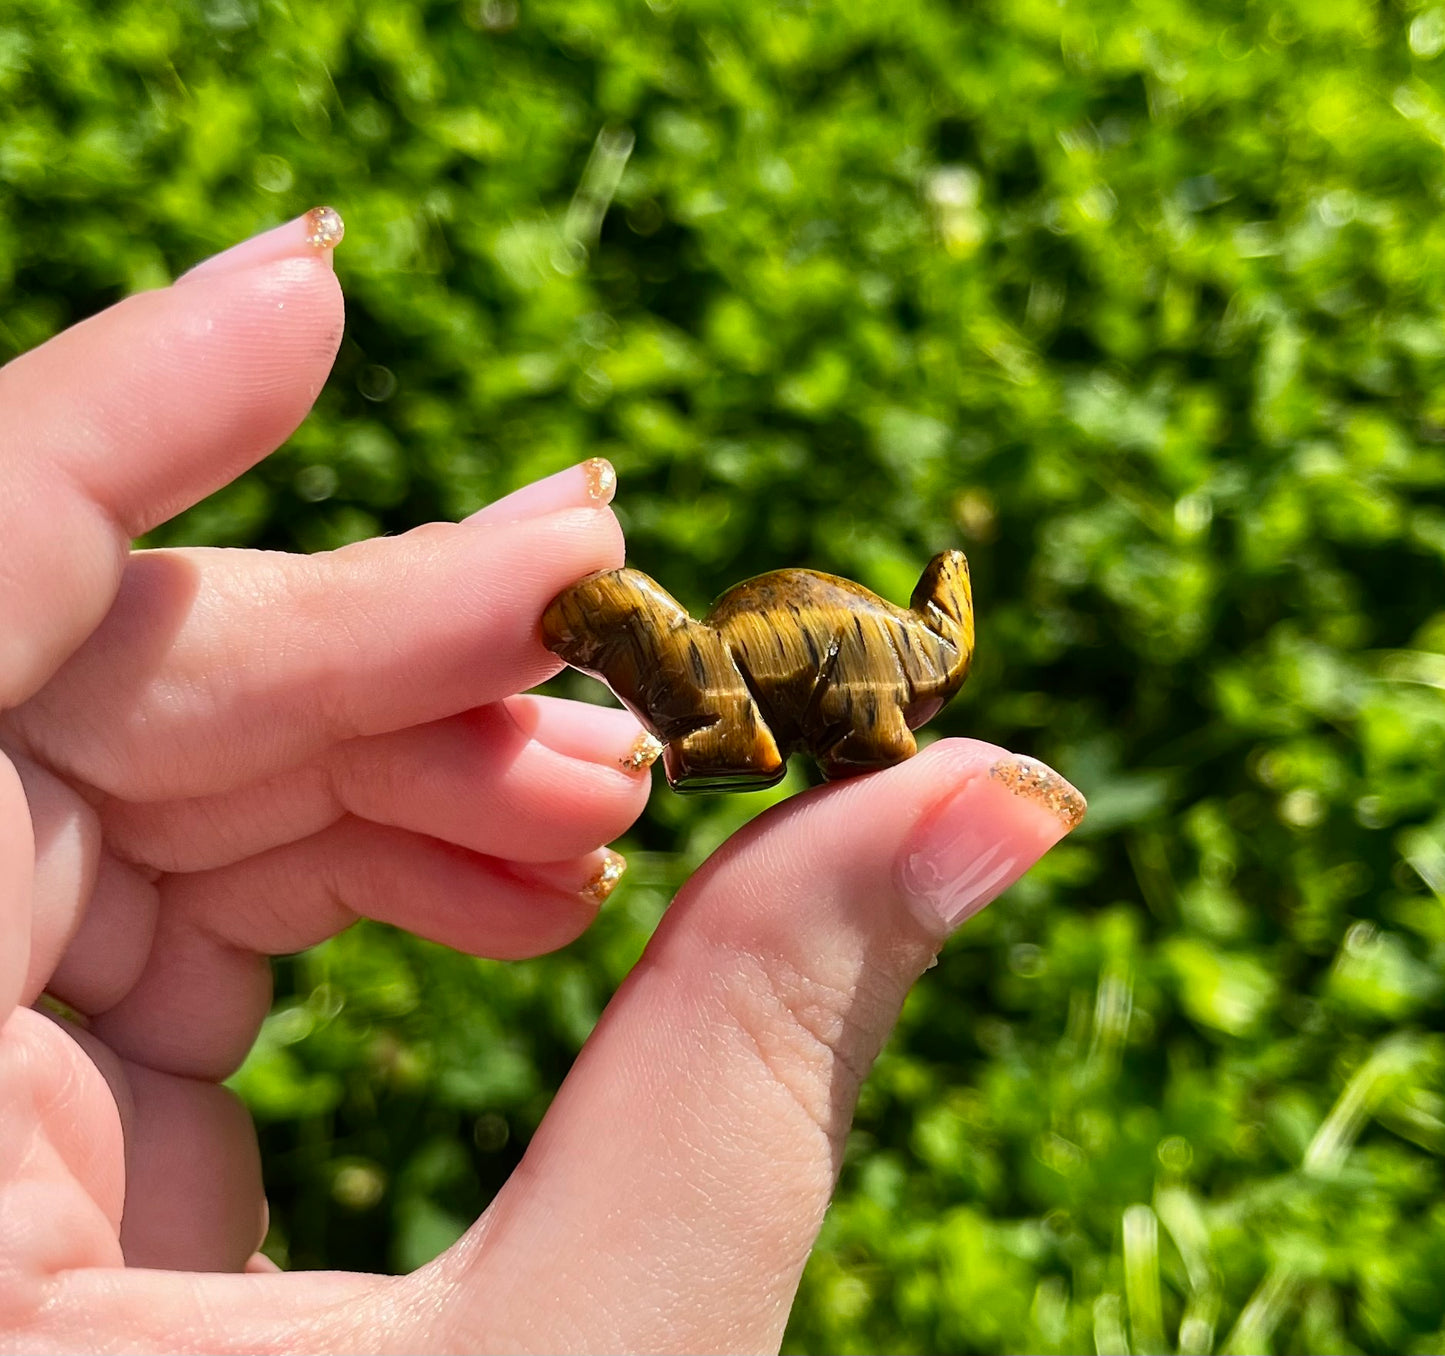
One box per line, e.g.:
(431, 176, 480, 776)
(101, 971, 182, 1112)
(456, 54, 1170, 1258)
(541, 550, 975, 793)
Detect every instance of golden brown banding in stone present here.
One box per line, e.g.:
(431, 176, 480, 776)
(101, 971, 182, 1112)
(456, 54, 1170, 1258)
(988, 757, 1087, 830)
(541, 550, 975, 792)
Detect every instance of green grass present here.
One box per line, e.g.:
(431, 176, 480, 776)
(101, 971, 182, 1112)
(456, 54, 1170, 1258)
(6, 0, 1445, 1349)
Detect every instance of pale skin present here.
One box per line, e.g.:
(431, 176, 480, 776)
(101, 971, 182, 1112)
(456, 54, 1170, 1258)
(0, 211, 1083, 1354)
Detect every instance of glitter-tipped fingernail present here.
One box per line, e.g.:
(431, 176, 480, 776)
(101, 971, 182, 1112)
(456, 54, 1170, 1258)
(987, 756, 1087, 832)
(303, 206, 345, 248)
(898, 754, 1085, 932)
(620, 731, 664, 775)
(583, 458, 617, 503)
(177, 206, 345, 285)
(581, 850, 627, 905)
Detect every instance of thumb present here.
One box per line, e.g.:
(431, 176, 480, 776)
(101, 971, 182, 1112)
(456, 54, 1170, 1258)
(430, 738, 1086, 1354)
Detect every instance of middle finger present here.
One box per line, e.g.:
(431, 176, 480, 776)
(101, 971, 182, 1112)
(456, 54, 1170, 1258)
(98, 695, 658, 873)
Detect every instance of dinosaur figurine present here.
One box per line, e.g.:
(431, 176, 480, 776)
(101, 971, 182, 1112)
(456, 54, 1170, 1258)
(540, 550, 975, 792)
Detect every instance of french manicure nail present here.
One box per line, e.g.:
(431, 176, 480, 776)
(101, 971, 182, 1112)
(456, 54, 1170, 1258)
(900, 754, 1086, 932)
(176, 206, 345, 285)
(581, 850, 627, 904)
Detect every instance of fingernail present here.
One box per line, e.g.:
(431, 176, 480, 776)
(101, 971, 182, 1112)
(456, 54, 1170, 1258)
(899, 754, 1085, 932)
(542, 720, 660, 779)
(177, 206, 345, 285)
(987, 757, 1088, 829)
(465, 458, 617, 524)
(581, 850, 627, 904)
(582, 457, 617, 503)
(619, 731, 664, 775)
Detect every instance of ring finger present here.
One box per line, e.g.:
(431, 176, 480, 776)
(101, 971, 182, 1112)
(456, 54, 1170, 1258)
(90, 817, 628, 1080)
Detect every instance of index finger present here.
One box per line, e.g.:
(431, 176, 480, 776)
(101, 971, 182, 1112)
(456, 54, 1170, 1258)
(7, 504, 626, 799)
(0, 209, 345, 709)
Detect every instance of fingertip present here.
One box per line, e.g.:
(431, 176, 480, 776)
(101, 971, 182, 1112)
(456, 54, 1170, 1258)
(118, 1065, 265, 1271)
(9, 247, 347, 539)
(504, 695, 661, 779)
(516, 846, 628, 920)
(175, 207, 345, 286)
(177, 250, 346, 395)
(895, 742, 1085, 935)
(0, 239, 348, 706)
(467, 458, 618, 524)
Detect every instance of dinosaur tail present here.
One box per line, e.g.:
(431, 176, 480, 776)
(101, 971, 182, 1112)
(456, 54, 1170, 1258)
(909, 549, 975, 671)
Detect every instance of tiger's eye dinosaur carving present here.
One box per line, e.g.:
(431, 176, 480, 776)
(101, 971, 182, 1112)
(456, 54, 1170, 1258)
(541, 550, 974, 792)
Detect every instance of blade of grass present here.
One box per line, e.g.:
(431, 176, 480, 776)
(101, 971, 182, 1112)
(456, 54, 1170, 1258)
(1123, 1204, 1166, 1356)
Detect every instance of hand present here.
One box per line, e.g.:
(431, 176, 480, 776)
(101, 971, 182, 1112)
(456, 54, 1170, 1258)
(0, 209, 1084, 1353)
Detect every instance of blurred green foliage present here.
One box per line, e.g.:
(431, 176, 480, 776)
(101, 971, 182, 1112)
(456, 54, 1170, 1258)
(6, 0, 1445, 1349)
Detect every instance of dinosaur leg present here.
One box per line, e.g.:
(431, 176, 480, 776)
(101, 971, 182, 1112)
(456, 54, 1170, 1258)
(815, 698, 917, 780)
(664, 678, 784, 792)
